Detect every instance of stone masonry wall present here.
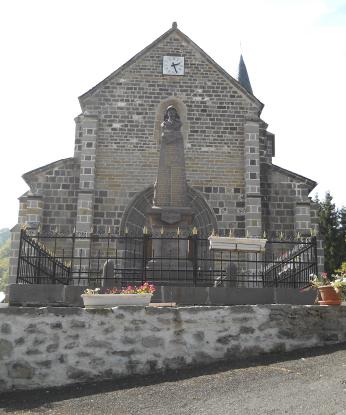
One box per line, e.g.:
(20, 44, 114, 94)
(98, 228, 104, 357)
(261, 166, 313, 238)
(81, 30, 261, 237)
(1, 305, 346, 393)
(22, 158, 80, 234)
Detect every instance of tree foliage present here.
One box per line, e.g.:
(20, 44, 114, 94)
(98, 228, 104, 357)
(0, 228, 10, 245)
(338, 207, 346, 267)
(316, 192, 346, 274)
(0, 237, 10, 291)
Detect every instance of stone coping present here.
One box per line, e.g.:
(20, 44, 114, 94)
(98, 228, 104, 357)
(0, 304, 343, 316)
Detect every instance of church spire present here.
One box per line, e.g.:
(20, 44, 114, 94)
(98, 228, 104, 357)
(238, 54, 253, 95)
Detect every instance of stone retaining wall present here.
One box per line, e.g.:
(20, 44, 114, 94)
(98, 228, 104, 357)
(8, 284, 317, 307)
(1, 305, 346, 393)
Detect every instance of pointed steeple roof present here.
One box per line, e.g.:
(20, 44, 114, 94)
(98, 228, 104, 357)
(238, 54, 253, 95)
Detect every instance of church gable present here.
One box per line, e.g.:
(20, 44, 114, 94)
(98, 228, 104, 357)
(78, 25, 263, 162)
(79, 24, 262, 113)
(22, 158, 79, 199)
(71, 25, 273, 240)
(268, 164, 317, 194)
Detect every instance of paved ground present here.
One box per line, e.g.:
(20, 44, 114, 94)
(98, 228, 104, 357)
(1, 343, 346, 415)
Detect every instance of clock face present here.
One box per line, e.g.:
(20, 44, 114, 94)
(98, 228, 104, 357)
(162, 56, 184, 76)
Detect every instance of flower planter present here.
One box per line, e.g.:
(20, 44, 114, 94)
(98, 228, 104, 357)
(208, 236, 267, 253)
(318, 285, 342, 305)
(81, 293, 152, 308)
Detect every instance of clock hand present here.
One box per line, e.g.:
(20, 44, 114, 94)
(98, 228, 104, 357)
(171, 62, 180, 73)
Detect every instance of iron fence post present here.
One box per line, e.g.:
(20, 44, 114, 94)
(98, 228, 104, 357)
(70, 228, 76, 283)
(292, 256, 296, 288)
(192, 234, 198, 286)
(311, 236, 318, 274)
(35, 228, 41, 284)
(141, 230, 149, 284)
(16, 228, 24, 283)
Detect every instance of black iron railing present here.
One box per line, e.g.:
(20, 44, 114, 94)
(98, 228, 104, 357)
(17, 228, 71, 284)
(16, 228, 317, 288)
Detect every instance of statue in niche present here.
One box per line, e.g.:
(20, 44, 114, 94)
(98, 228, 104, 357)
(161, 106, 182, 141)
(153, 105, 188, 208)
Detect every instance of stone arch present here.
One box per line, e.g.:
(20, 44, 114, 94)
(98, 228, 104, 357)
(153, 97, 189, 148)
(120, 185, 217, 236)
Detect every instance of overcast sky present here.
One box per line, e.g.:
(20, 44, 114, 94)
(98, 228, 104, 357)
(1, 0, 345, 229)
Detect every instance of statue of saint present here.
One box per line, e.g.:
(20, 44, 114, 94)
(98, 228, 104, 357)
(153, 105, 188, 208)
(161, 106, 182, 142)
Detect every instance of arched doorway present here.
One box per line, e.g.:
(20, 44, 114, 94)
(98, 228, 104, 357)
(120, 185, 217, 236)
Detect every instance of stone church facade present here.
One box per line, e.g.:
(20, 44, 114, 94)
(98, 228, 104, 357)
(9, 23, 321, 282)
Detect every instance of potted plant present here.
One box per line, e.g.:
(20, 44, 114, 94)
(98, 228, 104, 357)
(81, 282, 156, 308)
(331, 275, 346, 304)
(304, 273, 345, 305)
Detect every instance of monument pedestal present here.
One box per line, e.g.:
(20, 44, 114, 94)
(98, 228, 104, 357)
(148, 206, 193, 254)
(146, 206, 194, 284)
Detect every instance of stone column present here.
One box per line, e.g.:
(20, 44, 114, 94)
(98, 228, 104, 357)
(244, 120, 262, 238)
(243, 120, 263, 284)
(316, 238, 324, 274)
(74, 115, 98, 285)
(73, 115, 83, 160)
(25, 195, 44, 229)
(8, 196, 28, 284)
(8, 195, 43, 285)
(8, 225, 21, 285)
(294, 199, 311, 237)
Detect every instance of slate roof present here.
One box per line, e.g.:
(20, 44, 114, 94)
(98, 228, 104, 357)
(238, 54, 253, 94)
